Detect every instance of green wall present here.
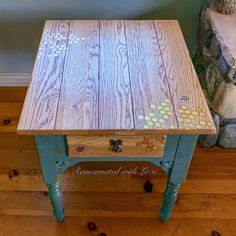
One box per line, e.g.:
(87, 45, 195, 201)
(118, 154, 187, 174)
(0, 0, 203, 73)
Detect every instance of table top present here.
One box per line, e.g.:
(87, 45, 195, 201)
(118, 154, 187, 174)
(17, 20, 216, 135)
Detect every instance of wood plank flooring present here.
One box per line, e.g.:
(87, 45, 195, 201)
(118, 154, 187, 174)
(1, 87, 236, 235)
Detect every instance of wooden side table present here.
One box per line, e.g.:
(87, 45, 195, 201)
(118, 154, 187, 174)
(17, 20, 216, 222)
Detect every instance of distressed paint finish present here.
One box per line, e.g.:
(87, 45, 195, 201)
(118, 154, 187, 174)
(35, 134, 197, 222)
(35, 135, 65, 222)
(160, 134, 198, 221)
(170, 135, 199, 184)
(35, 134, 180, 222)
(47, 180, 64, 222)
(160, 182, 181, 222)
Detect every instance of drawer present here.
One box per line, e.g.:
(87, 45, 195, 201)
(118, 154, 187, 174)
(66, 135, 166, 158)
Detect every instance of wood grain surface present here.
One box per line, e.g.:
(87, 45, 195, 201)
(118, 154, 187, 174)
(67, 134, 166, 157)
(56, 21, 99, 130)
(17, 21, 70, 132)
(17, 20, 216, 135)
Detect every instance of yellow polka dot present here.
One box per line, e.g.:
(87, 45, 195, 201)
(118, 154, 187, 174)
(149, 113, 155, 117)
(154, 122, 161, 127)
(178, 117, 184, 122)
(163, 115, 169, 120)
(178, 109, 184, 113)
(200, 120, 206, 126)
(165, 99, 171, 103)
(150, 104, 156, 109)
(159, 118, 165, 124)
(161, 102, 167, 106)
(196, 124, 202, 129)
(148, 121, 154, 126)
(192, 111, 198, 116)
(164, 106, 170, 111)
(144, 125, 149, 129)
(195, 107, 202, 112)
(185, 110, 191, 114)
(170, 125, 175, 129)
(157, 105, 163, 110)
(184, 127, 190, 130)
(207, 121, 214, 127)
(189, 114, 195, 120)
(181, 113, 187, 118)
(181, 105, 187, 110)
(188, 123, 194, 128)
(145, 116, 151, 121)
(185, 119, 191, 123)
(160, 110, 167, 115)
(152, 117, 158, 122)
(199, 112, 205, 117)
(167, 111, 173, 116)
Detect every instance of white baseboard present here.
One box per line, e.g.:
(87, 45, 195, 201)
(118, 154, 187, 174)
(0, 73, 31, 86)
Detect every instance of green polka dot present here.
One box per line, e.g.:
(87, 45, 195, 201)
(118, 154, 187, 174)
(145, 116, 151, 121)
(160, 110, 166, 115)
(178, 117, 184, 122)
(157, 105, 163, 110)
(148, 121, 154, 126)
(170, 125, 175, 129)
(144, 125, 149, 129)
(165, 99, 171, 103)
(161, 102, 167, 106)
(152, 117, 158, 122)
(150, 104, 156, 109)
(149, 113, 155, 117)
(159, 118, 165, 124)
(137, 115, 144, 120)
(155, 122, 161, 127)
(164, 107, 170, 111)
(163, 115, 169, 120)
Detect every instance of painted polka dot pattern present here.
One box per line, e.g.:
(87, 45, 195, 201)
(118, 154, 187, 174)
(137, 99, 174, 129)
(177, 105, 214, 129)
(38, 31, 86, 59)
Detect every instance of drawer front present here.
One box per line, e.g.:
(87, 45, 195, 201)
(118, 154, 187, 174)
(66, 135, 166, 158)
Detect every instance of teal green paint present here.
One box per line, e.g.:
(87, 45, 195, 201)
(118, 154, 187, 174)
(160, 182, 181, 221)
(160, 134, 198, 221)
(0, 0, 203, 73)
(47, 180, 64, 222)
(170, 135, 198, 184)
(35, 134, 198, 221)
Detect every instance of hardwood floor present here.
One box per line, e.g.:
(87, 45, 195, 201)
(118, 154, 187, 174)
(0, 87, 236, 236)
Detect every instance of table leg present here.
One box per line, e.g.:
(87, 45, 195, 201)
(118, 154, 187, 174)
(47, 178, 64, 222)
(34, 135, 65, 222)
(160, 135, 198, 222)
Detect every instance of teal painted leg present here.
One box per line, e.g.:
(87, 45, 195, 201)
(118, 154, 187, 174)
(160, 181, 180, 221)
(34, 135, 65, 222)
(47, 178, 64, 222)
(160, 135, 198, 222)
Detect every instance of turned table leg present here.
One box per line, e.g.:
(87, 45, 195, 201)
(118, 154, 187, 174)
(47, 179, 64, 222)
(160, 135, 198, 222)
(160, 181, 181, 221)
(34, 135, 65, 222)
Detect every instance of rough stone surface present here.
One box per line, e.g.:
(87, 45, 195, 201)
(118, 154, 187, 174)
(213, 81, 236, 118)
(217, 123, 236, 148)
(205, 61, 224, 99)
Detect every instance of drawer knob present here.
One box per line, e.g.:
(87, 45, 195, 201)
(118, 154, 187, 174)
(109, 139, 123, 153)
(76, 145, 86, 152)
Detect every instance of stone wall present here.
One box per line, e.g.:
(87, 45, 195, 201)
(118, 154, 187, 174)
(194, 0, 236, 148)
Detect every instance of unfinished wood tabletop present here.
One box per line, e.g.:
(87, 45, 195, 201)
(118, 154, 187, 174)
(17, 20, 216, 135)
